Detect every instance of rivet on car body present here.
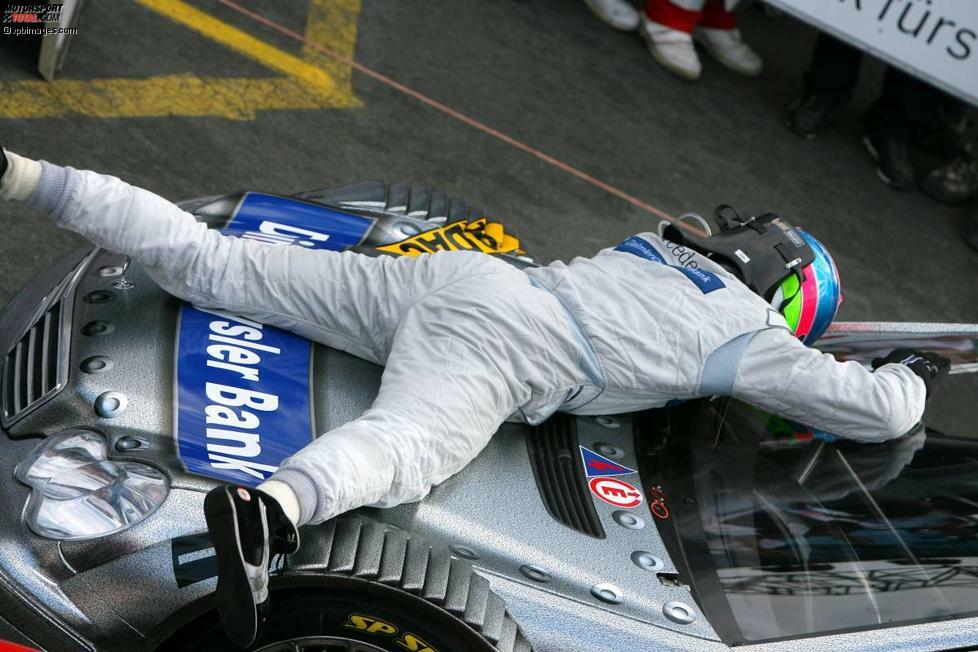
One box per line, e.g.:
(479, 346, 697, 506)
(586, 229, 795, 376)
(594, 442, 624, 458)
(613, 510, 645, 530)
(663, 601, 697, 624)
(398, 222, 421, 237)
(590, 583, 622, 605)
(631, 551, 664, 572)
(115, 436, 141, 451)
(97, 265, 124, 278)
(519, 564, 551, 583)
(80, 356, 113, 374)
(111, 278, 135, 291)
(94, 391, 128, 418)
(82, 321, 114, 336)
(595, 416, 620, 429)
(83, 290, 114, 304)
(450, 545, 480, 560)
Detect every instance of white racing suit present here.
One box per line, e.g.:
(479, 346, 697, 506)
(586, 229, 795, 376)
(24, 162, 926, 525)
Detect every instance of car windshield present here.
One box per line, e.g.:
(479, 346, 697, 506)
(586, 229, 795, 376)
(646, 372, 978, 644)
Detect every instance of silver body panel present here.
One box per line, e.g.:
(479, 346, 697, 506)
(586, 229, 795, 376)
(0, 245, 974, 651)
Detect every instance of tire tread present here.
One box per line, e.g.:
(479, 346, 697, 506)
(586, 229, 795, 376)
(295, 517, 533, 651)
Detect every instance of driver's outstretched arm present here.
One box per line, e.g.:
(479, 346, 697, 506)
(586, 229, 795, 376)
(733, 327, 927, 442)
(1, 152, 475, 366)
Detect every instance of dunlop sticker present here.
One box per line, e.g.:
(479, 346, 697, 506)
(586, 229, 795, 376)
(376, 218, 522, 257)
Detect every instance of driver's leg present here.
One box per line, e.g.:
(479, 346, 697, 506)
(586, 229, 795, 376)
(9, 154, 503, 365)
(268, 266, 575, 523)
(204, 267, 579, 645)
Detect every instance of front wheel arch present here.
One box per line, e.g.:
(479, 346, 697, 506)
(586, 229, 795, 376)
(153, 517, 534, 652)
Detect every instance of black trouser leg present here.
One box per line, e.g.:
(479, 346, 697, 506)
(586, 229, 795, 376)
(802, 33, 863, 99)
(862, 67, 943, 141)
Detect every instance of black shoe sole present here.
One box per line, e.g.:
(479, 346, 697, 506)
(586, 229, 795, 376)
(204, 487, 260, 649)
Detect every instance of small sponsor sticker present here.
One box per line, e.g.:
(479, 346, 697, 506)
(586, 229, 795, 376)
(648, 485, 670, 519)
(588, 477, 644, 509)
(376, 217, 521, 257)
(580, 446, 636, 478)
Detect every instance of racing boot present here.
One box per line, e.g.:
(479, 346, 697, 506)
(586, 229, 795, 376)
(204, 485, 299, 649)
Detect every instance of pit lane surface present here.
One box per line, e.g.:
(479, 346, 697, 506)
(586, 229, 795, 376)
(0, 0, 975, 322)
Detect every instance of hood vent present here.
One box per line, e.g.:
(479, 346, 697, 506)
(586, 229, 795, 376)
(526, 413, 606, 539)
(4, 302, 65, 424)
(2, 251, 93, 427)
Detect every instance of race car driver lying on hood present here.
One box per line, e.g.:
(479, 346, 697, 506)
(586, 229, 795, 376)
(0, 149, 949, 647)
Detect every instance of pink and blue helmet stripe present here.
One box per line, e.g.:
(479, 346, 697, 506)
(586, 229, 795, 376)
(797, 229, 841, 345)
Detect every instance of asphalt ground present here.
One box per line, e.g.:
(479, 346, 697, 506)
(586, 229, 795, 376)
(0, 0, 975, 323)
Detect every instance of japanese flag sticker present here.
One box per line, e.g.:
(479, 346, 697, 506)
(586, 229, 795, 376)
(588, 477, 643, 509)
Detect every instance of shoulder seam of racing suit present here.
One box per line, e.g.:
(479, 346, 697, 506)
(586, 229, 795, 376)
(698, 330, 758, 396)
(526, 274, 605, 418)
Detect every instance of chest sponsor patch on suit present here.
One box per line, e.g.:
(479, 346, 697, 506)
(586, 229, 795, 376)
(615, 235, 666, 263)
(615, 235, 726, 295)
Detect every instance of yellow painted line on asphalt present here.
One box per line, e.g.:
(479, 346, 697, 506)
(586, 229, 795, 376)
(136, 0, 339, 96)
(0, 76, 355, 120)
(303, 0, 361, 95)
(0, 0, 363, 120)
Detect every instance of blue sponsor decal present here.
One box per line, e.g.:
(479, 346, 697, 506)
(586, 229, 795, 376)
(580, 446, 636, 478)
(615, 235, 665, 263)
(615, 235, 725, 294)
(224, 192, 374, 251)
(175, 305, 314, 486)
(673, 265, 725, 294)
(174, 191, 378, 482)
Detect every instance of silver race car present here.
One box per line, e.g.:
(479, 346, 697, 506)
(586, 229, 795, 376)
(0, 183, 975, 652)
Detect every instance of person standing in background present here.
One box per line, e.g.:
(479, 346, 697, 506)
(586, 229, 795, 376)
(581, 0, 762, 80)
(582, 0, 642, 32)
(639, 0, 762, 80)
(786, 33, 974, 195)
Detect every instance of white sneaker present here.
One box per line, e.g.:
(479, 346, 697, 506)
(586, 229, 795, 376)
(639, 17, 701, 80)
(693, 26, 763, 76)
(583, 0, 640, 32)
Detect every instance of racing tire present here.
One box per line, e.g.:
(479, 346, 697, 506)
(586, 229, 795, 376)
(160, 517, 533, 652)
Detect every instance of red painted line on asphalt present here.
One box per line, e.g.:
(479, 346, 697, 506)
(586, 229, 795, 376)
(215, 0, 691, 229)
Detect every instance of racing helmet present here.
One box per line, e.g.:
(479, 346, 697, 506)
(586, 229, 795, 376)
(767, 229, 841, 344)
(662, 206, 842, 345)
